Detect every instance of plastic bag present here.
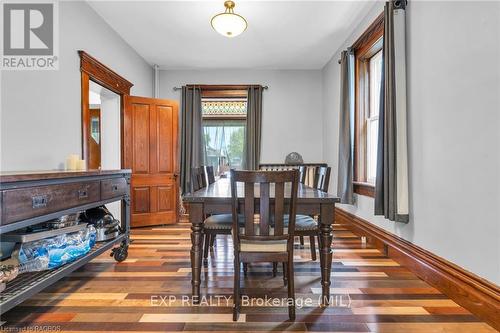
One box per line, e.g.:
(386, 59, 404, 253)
(18, 225, 96, 272)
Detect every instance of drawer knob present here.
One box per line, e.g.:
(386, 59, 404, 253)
(32, 195, 48, 208)
(112, 185, 119, 191)
(78, 189, 88, 199)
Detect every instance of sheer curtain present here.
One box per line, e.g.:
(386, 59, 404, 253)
(203, 120, 246, 174)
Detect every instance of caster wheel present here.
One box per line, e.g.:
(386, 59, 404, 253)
(113, 248, 128, 262)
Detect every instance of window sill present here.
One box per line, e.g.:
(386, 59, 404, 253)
(353, 181, 375, 198)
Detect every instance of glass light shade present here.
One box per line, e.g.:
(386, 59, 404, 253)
(211, 12, 247, 38)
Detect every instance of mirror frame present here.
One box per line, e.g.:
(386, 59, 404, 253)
(79, 50, 133, 169)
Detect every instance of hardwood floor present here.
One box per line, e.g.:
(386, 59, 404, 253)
(2, 218, 497, 332)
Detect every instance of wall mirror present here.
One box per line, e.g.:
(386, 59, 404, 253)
(79, 50, 133, 170)
(79, 51, 133, 219)
(87, 80, 120, 170)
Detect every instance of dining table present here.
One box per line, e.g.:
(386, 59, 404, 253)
(182, 177, 340, 306)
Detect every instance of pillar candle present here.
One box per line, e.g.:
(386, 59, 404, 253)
(66, 157, 77, 170)
(76, 159, 86, 171)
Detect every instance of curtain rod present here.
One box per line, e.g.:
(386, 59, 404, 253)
(173, 85, 268, 91)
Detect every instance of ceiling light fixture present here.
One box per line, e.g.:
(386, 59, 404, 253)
(210, 1, 247, 38)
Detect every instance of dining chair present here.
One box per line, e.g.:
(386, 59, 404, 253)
(297, 166, 331, 260)
(206, 166, 216, 185)
(191, 167, 206, 192)
(231, 169, 299, 321)
(298, 165, 307, 184)
(314, 166, 331, 192)
(191, 166, 238, 266)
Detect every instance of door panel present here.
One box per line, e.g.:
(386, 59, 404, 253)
(124, 96, 179, 227)
(133, 187, 150, 213)
(133, 104, 150, 173)
(87, 108, 101, 169)
(158, 186, 174, 212)
(158, 105, 173, 173)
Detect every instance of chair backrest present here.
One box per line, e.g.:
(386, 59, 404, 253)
(191, 167, 206, 192)
(230, 170, 299, 244)
(313, 166, 331, 192)
(205, 166, 216, 184)
(298, 166, 307, 184)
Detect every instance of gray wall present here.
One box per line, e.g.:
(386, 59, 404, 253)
(0, 1, 153, 171)
(159, 69, 324, 164)
(322, 1, 500, 284)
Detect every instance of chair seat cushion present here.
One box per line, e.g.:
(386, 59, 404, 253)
(289, 215, 317, 231)
(272, 215, 317, 231)
(204, 214, 244, 230)
(239, 239, 288, 252)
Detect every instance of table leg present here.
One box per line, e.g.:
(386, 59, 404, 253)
(189, 202, 204, 304)
(319, 203, 334, 306)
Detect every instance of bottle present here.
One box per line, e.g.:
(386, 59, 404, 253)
(18, 255, 49, 273)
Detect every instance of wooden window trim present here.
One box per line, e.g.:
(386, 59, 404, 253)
(353, 14, 384, 198)
(201, 89, 248, 98)
(203, 115, 247, 121)
(353, 181, 376, 198)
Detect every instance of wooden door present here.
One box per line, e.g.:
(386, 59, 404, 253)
(87, 108, 101, 169)
(124, 96, 179, 227)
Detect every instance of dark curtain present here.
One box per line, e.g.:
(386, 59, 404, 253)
(180, 86, 203, 194)
(337, 49, 355, 204)
(245, 86, 263, 170)
(375, 1, 409, 222)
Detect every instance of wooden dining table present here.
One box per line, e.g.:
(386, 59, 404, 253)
(183, 178, 340, 305)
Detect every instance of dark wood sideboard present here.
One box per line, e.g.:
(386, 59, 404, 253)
(0, 169, 131, 314)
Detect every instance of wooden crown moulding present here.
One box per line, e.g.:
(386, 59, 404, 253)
(335, 208, 500, 331)
(78, 50, 133, 95)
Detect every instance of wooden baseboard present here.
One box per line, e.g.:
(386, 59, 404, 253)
(335, 208, 500, 331)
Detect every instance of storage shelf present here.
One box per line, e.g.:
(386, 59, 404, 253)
(0, 233, 126, 314)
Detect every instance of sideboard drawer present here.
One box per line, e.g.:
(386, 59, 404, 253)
(2, 181, 100, 225)
(101, 177, 127, 200)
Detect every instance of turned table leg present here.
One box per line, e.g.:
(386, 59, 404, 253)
(190, 202, 204, 304)
(319, 203, 334, 306)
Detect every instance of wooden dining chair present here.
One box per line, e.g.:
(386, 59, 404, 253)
(298, 165, 307, 184)
(190, 166, 232, 265)
(231, 169, 299, 321)
(191, 167, 206, 192)
(314, 166, 331, 192)
(206, 166, 216, 185)
(297, 166, 331, 260)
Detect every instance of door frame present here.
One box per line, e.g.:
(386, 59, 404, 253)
(79, 50, 133, 170)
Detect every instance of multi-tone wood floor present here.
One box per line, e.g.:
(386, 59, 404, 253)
(2, 219, 497, 332)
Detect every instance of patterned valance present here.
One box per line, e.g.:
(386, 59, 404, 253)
(202, 100, 247, 116)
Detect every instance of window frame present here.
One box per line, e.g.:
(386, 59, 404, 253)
(353, 13, 384, 198)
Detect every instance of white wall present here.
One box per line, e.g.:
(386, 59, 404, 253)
(322, 1, 500, 284)
(0, 1, 153, 171)
(159, 69, 324, 163)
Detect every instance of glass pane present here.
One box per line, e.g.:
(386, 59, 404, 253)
(367, 119, 378, 183)
(91, 116, 100, 144)
(369, 50, 382, 118)
(202, 100, 247, 116)
(203, 120, 246, 174)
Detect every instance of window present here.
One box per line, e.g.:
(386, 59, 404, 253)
(367, 50, 382, 183)
(202, 98, 247, 174)
(353, 14, 383, 196)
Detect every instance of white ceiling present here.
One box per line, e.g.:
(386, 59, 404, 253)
(88, 1, 378, 70)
